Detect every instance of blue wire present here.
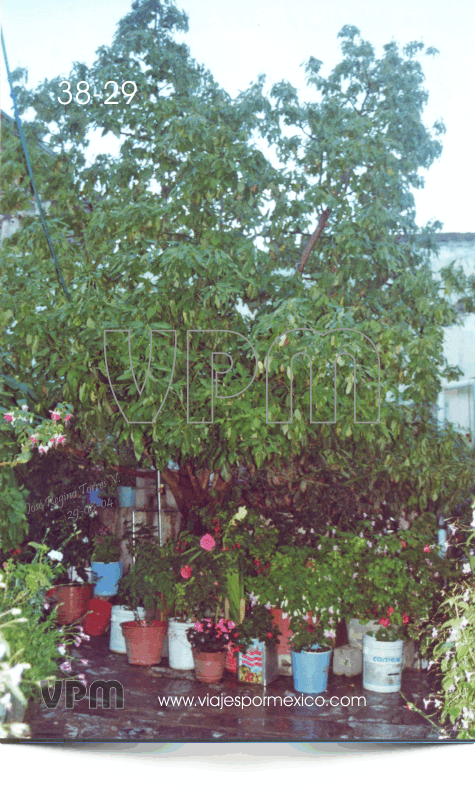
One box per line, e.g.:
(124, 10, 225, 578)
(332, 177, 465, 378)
(1, 28, 71, 302)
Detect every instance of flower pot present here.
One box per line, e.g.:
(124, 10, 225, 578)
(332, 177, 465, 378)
(168, 618, 194, 670)
(238, 639, 279, 685)
(363, 634, 403, 693)
(291, 646, 332, 694)
(84, 598, 113, 636)
(91, 561, 123, 596)
(121, 619, 167, 665)
(117, 486, 136, 507)
(346, 618, 382, 650)
(192, 650, 227, 683)
(48, 583, 94, 625)
(109, 605, 146, 653)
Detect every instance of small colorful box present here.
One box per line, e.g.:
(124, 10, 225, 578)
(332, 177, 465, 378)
(237, 639, 279, 685)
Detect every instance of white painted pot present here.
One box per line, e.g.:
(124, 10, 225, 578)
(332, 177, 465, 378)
(109, 606, 146, 653)
(168, 618, 194, 669)
(346, 618, 382, 650)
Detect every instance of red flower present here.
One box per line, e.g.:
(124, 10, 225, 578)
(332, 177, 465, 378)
(180, 565, 192, 579)
(3, 413, 14, 422)
(200, 534, 216, 551)
(400, 541, 407, 549)
(267, 631, 273, 639)
(403, 613, 410, 625)
(378, 617, 390, 627)
(387, 606, 395, 615)
(306, 624, 315, 633)
(423, 545, 431, 553)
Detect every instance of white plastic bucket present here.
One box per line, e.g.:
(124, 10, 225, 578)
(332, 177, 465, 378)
(168, 618, 194, 669)
(109, 606, 146, 653)
(363, 634, 404, 693)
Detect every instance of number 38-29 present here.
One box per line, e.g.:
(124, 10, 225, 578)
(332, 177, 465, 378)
(58, 81, 137, 105)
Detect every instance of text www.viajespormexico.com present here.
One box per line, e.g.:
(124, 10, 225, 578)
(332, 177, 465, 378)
(157, 693, 366, 709)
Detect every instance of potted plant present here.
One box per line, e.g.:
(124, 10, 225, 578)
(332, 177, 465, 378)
(90, 530, 123, 596)
(158, 529, 230, 669)
(289, 619, 334, 694)
(233, 603, 281, 685)
(187, 616, 238, 683)
(362, 619, 406, 694)
(337, 522, 460, 665)
(116, 541, 170, 665)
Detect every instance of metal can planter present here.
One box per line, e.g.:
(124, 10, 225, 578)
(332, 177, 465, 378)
(238, 639, 279, 685)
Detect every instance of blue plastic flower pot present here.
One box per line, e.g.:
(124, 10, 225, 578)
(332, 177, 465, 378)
(91, 561, 123, 596)
(117, 486, 136, 507)
(291, 645, 332, 694)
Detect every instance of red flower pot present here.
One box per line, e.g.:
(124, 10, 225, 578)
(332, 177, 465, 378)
(49, 583, 94, 625)
(121, 620, 167, 665)
(193, 650, 227, 683)
(84, 598, 113, 636)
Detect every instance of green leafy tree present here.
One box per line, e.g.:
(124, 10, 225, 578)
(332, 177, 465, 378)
(1, 2, 474, 540)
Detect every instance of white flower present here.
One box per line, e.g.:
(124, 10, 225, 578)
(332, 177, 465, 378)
(423, 698, 431, 710)
(366, 541, 373, 548)
(82, 537, 89, 543)
(234, 506, 247, 522)
(323, 628, 336, 639)
(431, 627, 438, 638)
(434, 699, 443, 709)
(21, 404, 28, 411)
(47, 550, 63, 562)
(328, 606, 334, 614)
(463, 563, 471, 575)
(359, 532, 364, 538)
(57, 644, 66, 656)
(10, 608, 21, 615)
(463, 589, 470, 602)
(460, 616, 469, 628)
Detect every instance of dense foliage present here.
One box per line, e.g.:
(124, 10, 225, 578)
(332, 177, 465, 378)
(2, 0, 475, 543)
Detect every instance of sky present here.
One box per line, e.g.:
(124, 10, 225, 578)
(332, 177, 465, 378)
(1, 0, 474, 231)
(0, 0, 468, 790)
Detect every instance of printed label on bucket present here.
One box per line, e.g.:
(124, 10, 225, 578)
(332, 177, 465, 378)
(364, 658, 402, 685)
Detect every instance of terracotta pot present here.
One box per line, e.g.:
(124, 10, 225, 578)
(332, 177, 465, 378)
(49, 583, 94, 625)
(121, 620, 167, 665)
(193, 650, 227, 683)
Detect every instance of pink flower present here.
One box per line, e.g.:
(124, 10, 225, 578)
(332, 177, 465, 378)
(200, 534, 216, 551)
(53, 434, 66, 445)
(194, 621, 204, 632)
(3, 413, 14, 422)
(378, 617, 390, 627)
(423, 545, 431, 553)
(49, 410, 61, 421)
(403, 613, 410, 625)
(180, 565, 192, 579)
(60, 661, 72, 672)
(64, 414, 72, 422)
(387, 606, 395, 615)
(38, 445, 49, 454)
(29, 433, 39, 444)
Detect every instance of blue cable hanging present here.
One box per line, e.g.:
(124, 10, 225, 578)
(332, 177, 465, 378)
(1, 28, 71, 302)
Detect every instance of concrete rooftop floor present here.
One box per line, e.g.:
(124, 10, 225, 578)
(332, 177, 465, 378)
(21, 633, 443, 743)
